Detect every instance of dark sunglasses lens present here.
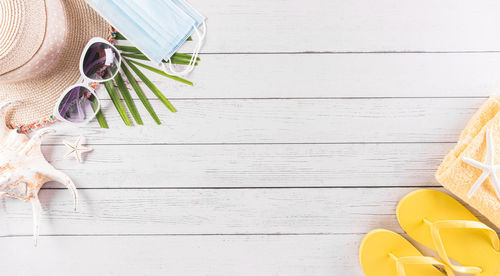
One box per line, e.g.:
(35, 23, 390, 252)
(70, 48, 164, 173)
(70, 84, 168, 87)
(58, 86, 99, 123)
(82, 42, 120, 81)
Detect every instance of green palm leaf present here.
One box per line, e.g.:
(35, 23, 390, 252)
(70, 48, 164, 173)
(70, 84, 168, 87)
(95, 109, 109, 128)
(90, 95, 109, 128)
(121, 53, 198, 65)
(121, 63, 161, 124)
(113, 32, 191, 41)
(104, 81, 132, 126)
(125, 59, 177, 113)
(93, 35, 200, 128)
(115, 45, 200, 61)
(172, 52, 200, 61)
(115, 72, 143, 125)
(127, 59, 193, 86)
(120, 53, 149, 61)
(113, 32, 127, 40)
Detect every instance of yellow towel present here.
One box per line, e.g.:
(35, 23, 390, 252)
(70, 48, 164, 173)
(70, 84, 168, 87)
(436, 95, 500, 229)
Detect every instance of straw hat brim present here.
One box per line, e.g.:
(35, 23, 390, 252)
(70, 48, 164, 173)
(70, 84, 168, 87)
(0, 0, 109, 129)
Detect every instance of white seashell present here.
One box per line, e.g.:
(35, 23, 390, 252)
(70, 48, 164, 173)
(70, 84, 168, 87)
(0, 101, 77, 246)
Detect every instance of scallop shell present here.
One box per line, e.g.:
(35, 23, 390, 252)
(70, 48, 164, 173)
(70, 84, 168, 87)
(0, 101, 77, 245)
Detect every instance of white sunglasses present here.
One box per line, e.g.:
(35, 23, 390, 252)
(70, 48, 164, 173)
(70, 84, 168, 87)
(53, 37, 121, 124)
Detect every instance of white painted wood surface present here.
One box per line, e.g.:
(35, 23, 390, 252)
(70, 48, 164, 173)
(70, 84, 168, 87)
(41, 143, 449, 188)
(129, 53, 500, 98)
(45, 98, 483, 144)
(3, 0, 500, 275)
(194, 0, 500, 52)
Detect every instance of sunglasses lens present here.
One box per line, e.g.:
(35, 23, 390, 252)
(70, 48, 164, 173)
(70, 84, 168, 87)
(58, 86, 99, 123)
(82, 42, 120, 81)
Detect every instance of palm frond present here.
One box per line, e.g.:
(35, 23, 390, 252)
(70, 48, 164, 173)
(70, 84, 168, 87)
(127, 59, 193, 86)
(121, 63, 161, 125)
(121, 53, 198, 65)
(125, 59, 177, 113)
(95, 110, 109, 128)
(115, 72, 143, 125)
(104, 81, 132, 126)
(115, 45, 200, 61)
(93, 35, 200, 128)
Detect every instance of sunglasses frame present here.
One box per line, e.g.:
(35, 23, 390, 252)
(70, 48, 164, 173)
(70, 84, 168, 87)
(54, 84, 101, 125)
(53, 37, 122, 125)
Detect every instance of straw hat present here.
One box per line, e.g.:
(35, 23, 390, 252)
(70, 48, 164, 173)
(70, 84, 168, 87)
(0, 0, 110, 131)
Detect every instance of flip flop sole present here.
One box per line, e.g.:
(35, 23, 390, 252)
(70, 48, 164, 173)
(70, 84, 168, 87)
(360, 229, 445, 276)
(397, 189, 500, 276)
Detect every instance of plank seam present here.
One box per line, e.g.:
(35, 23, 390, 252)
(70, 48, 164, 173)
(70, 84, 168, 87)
(39, 186, 442, 190)
(98, 97, 489, 101)
(198, 51, 500, 55)
(41, 142, 458, 146)
(0, 233, 389, 238)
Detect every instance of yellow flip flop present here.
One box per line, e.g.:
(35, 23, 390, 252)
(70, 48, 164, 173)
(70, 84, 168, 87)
(397, 189, 500, 275)
(360, 229, 454, 276)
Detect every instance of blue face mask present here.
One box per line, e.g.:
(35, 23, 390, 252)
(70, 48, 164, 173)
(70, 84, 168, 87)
(85, 0, 206, 76)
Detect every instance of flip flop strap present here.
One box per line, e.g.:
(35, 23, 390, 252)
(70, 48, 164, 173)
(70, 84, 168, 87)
(427, 219, 500, 274)
(389, 254, 455, 276)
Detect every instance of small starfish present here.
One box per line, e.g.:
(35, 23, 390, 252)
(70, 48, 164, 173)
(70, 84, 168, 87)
(462, 129, 500, 199)
(63, 136, 92, 163)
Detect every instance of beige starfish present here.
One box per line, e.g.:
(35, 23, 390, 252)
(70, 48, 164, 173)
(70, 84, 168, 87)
(63, 136, 93, 163)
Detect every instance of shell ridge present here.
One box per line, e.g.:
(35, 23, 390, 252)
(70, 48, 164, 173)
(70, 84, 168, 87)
(0, 101, 77, 245)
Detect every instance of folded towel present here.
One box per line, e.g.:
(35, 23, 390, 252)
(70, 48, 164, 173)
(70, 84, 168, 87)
(436, 95, 500, 229)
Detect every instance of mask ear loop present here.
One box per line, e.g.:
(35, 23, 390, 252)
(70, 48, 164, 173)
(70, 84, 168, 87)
(161, 21, 206, 77)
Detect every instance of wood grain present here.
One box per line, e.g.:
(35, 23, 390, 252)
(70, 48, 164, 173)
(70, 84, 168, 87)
(2, 187, 493, 237)
(189, 0, 500, 52)
(9, 0, 500, 275)
(0, 187, 491, 276)
(0, 234, 365, 276)
(109, 53, 500, 99)
(46, 98, 481, 144)
(41, 143, 449, 188)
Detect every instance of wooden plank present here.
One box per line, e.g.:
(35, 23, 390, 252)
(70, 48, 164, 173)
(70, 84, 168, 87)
(144, 53, 500, 99)
(46, 98, 482, 144)
(114, 53, 500, 99)
(1, 188, 494, 236)
(0, 234, 365, 276)
(187, 0, 500, 52)
(41, 143, 449, 188)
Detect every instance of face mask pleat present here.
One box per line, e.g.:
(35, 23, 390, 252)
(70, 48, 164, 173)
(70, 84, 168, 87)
(111, 0, 170, 45)
(87, 0, 206, 67)
(171, 0, 205, 27)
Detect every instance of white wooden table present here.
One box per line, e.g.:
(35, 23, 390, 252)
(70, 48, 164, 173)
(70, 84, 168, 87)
(2, 0, 500, 275)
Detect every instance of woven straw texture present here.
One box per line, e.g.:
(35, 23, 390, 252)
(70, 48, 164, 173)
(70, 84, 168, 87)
(0, 0, 109, 127)
(0, 0, 46, 75)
